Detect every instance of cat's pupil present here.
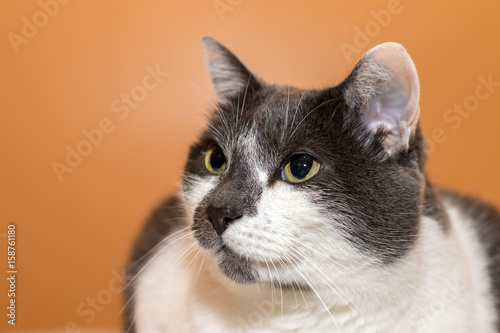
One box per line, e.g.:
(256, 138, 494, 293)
(210, 146, 226, 170)
(290, 154, 313, 180)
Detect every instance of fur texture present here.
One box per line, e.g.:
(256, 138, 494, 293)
(124, 38, 500, 332)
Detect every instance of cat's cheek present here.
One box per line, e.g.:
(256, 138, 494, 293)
(219, 184, 320, 263)
(222, 216, 296, 262)
(181, 175, 218, 220)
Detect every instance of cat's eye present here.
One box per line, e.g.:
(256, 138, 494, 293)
(281, 154, 322, 183)
(205, 145, 227, 175)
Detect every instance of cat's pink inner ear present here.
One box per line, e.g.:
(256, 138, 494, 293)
(201, 37, 255, 104)
(354, 42, 420, 155)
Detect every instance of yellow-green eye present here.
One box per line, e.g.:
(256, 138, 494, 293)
(281, 154, 322, 183)
(205, 145, 227, 175)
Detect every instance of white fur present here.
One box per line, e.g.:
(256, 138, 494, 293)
(134, 182, 497, 332)
(256, 168, 268, 185)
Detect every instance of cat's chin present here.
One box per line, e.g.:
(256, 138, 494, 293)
(215, 245, 258, 284)
(213, 246, 312, 291)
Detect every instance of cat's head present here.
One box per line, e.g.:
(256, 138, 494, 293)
(181, 37, 426, 288)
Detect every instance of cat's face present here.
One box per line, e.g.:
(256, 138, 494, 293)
(181, 38, 426, 288)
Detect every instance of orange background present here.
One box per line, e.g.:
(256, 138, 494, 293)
(1, 1, 500, 331)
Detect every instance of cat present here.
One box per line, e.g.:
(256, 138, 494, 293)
(123, 37, 500, 332)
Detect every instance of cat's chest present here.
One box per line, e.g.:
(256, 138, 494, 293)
(134, 237, 409, 333)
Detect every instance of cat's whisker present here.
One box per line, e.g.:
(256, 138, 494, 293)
(276, 255, 300, 312)
(292, 285, 299, 312)
(204, 118, 226, 141)
(127, 225, 191, 269)
(185, 78, 216, 103)
(124, 229, 194, 291)
(119, 243, 202, 320)
(283, 251, 342, 333)
(269, 259, 284, 319)
(263, 258, 277, 309)
(215, 107, 231, 136)
(289, 88, 307, 134)
(235, 86, 241, 126)
(288, 98, 337, 142)
(193, 254, 206, 288)
(254, 276, 262, 299)
(118, 291, 137, 318)
(185, 78, 226, 126)
(238, 74, 253, 124)
(298, 241, 360, 277)
(153, 241, 198, 290)
(280, 252, 309, 310)
(189, 112, 224, 140)
(124, 312, 138, 333)
(205, 274, 230, 297)
(281, 79, 291, 143)
(290, 248, 361, 319)
(155, 241, 198, 287)
(173, 241, 197, 266)
(181, 247, 202, 274)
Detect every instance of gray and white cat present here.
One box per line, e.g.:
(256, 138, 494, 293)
(123, 37, 500, 332)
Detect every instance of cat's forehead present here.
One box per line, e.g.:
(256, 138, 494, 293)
(215, 85, 330, 146)
(215, 87, 313, 153)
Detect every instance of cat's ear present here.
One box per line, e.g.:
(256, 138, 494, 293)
(343, 42, 420, 155)
(201, 37, 261, 104)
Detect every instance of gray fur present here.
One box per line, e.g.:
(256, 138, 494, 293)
(440, 189, 500, 330)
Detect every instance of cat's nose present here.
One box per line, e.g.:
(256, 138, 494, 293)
(206, 205, 242, 235)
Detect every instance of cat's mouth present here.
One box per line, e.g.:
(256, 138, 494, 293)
(215, 244, 258, 284)
(217, 244, 310, 290)
(218, 244, 288, 272)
